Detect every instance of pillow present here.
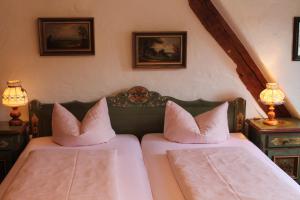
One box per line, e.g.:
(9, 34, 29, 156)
(164, 101, 201, 143)
(194, 102, 229, 143)
(52, 98, 116, 146)
(163, 101, 229, 144)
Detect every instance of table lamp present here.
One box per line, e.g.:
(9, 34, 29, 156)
(2, 80, 28, 126)
(259, 83, 285, 126)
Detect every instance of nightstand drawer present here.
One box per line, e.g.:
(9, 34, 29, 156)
(0, 136, 20, 150)
(267, 149, 300, 181)
(268, 134, 300, 148)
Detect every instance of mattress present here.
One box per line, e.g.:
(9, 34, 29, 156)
(141, 133, 300, 200)
(0, 134, 153, 200)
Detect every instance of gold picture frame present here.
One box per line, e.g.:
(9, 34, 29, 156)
(38, 18, 95, 56)
(132, 32, 187, 69)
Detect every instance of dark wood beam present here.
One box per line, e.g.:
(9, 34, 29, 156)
(188, 0, 291, 117)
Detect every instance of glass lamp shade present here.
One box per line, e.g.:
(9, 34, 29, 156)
(2, 80, 28, 107)
(259, 83, 285, 106)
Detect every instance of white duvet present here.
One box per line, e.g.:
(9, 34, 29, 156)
(168, 147, 300, 200)
(2, 149, 119, 200)
(0, 134, 153, 200)
(142, 133, 300, 200)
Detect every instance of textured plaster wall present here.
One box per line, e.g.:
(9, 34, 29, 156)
(214, 0, 300, 118)
(1, 0, 294, 121)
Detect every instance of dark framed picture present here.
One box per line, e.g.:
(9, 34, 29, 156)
(133, 32, 187, 68)
(293, 17, 300, 61)
(38, 18, 95, 56)
(273, 155, 299, 179)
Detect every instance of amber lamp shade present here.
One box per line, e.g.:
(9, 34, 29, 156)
(259, 83, 285, 126)
(2, 80, 28, 126)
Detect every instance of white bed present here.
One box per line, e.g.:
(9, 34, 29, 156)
(0, 134, 153, 200)
(142, 133, 300, 200)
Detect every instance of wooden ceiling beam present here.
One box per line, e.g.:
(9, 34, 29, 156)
(188, 0, 291, 117)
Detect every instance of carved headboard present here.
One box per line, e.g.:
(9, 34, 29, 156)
(29, 86, 246, 139)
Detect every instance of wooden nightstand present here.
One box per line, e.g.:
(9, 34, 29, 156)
(247, 118, 300, 183)
(0, 122, 28, 182)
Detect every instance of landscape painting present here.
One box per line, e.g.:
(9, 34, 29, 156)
(133, 32, 187, 68)
(38, 18, 95, 56)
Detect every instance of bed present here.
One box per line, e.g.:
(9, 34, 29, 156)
(131, 87, 300, 200)
(0, 135, 152, 200)
(0, 86, 164, 200)
(1, 86, 297, 200)
(142, 133, 300, 200)
(0, 86, 246, 199)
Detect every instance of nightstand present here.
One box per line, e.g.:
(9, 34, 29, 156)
(247, 118, 300, 183)
(0, 122, 28, 182)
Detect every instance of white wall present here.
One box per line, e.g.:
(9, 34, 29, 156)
(214, 0, 300, 117)
(2, 0, 295, 121)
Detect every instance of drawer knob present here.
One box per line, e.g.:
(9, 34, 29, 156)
(282, 139, 289, 145)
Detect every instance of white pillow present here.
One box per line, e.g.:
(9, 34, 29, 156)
(52, 98, 116, 146)
(164, 101, 229, 143)
(164, 101, 201, 143)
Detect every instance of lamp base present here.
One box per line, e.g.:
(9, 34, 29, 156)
(9, 107, 23, 126)
(263, 119, 278, 126)
(263, 104, 279, 126)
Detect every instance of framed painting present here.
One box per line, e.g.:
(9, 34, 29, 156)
(133, 32, 187, 68)
(293, 17, 300, 61)
(273, 155, 299, 179)
(38, 18, 95, 56)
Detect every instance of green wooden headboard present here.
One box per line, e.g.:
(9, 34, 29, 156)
(29, 86, 246, 139)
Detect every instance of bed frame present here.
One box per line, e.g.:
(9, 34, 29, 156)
(29, 86, 246, 139)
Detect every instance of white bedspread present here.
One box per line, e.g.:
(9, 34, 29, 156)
(0, 134, 153, 200)
(3, 149, 119, 200)
(141, 133, 300, 200)
(168, 147, 300, 200)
